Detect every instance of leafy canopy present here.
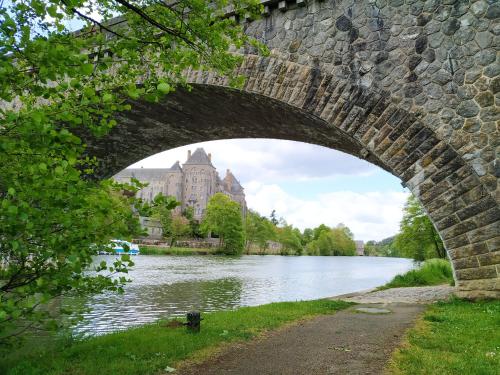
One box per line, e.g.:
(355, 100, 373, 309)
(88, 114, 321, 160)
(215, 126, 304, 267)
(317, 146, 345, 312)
(0, 0, 264, 343)
(394, 195, 446, 261)
(201, 193, 245, 255)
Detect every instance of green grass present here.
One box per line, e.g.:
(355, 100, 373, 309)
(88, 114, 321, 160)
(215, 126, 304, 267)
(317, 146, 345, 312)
(1, 299, 351, 375)
(380, 258, 454, 289)
(389, 298, 500, 375)
(139, 246, 216, 255)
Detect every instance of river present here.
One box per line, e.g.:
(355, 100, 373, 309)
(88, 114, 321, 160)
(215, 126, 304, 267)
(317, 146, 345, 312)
(73, 255, 413, 335)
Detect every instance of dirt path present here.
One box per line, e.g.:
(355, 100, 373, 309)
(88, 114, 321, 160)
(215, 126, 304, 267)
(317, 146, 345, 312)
(177, 303, 426, 375)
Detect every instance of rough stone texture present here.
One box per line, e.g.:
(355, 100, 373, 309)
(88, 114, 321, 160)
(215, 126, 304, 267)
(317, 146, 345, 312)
(86, 0, 499, 299)
(337, 285, 456, 304)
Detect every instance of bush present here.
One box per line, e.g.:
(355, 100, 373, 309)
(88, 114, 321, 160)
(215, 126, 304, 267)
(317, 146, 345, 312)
(380, 258, 454, 289)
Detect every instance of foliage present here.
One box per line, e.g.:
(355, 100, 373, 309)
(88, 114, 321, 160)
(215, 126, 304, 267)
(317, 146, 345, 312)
(169, 214, 191, 246)
(301, 228, 313, 246)
(244, 210, 275, 254)
(379, 259, 454, 289)
(0, 0, 265, 342)
(201, 193, 245, 255)
(393, 195, 446, 261)
(364, 236, 400, 257)
(276, 225, 303, 255)
(0, 299, 351, 375)
(269, 210, 279, 226)
(389, 298, 500, 375)
(148, 194, 181, 238)
(305, 224, 356, 256)
(183, 206, 203, 238)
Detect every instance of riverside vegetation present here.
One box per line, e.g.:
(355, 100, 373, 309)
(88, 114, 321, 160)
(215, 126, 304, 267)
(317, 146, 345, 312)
(379, 259, 454, 290)
(0, 0, 266, 344)
(0, 300, 351, 375)
(389, 298, 500, 375)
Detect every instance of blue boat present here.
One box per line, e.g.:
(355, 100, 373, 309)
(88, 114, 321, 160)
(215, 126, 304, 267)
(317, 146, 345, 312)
(109, 240, 140, 255)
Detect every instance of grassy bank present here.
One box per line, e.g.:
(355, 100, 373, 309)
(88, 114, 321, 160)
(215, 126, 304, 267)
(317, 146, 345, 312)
(139, 245, 216, 255)
(389, 298, 500, 374)
(380, 258, 454, 289)
(1, 299, 351, 375)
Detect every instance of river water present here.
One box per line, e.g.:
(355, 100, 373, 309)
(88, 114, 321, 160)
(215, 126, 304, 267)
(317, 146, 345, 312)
(73, 255, 413, 335)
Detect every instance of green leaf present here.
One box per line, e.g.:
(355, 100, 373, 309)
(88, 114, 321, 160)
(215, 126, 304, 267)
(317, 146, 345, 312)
(102, 93, 113, 102)
(7, 187, 15, 196)
(157, 82, 171, 94)
(81, 63, 94, 75)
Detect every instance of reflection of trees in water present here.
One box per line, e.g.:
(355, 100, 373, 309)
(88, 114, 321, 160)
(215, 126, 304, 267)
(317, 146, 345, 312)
(71, 278, 243, 334)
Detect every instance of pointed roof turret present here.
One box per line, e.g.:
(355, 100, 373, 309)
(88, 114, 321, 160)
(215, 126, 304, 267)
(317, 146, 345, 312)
(223, 169, 244, 194)
(184, 148, 213, 166)
(170, 160, 182, 172)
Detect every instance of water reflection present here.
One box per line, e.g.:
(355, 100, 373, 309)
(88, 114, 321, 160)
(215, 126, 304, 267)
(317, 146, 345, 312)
(72, 255, 413, 335)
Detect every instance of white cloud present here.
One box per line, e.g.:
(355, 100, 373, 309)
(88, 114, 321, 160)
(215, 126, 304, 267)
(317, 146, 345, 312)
(129, 139, 378, 183)
(128, 139, 408, 241)
(245, 182, 409, 242)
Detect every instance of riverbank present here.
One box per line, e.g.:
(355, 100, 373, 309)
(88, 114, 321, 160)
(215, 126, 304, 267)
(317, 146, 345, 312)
(389, 298, 500, 374)
(3, 291, 497, 375)
(0, 300, 351, 375)
(139, 245, 217, 255)
(378, 258, 454, 290)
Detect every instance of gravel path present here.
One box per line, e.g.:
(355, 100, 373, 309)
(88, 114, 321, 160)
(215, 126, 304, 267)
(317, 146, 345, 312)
(175, 286, 455, 375)
(335, 285, 455, 304)
(177, 303, 426, 375)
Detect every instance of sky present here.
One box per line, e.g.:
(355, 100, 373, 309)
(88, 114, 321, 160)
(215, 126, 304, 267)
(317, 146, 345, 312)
(128, 139, 410, 242)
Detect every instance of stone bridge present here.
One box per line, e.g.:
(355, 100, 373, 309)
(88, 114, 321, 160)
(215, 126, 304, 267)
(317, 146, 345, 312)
(88, 0, 499, 299)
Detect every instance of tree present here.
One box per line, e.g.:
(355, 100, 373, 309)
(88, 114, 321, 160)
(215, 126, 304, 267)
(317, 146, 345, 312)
(149, 194, 180, 238)
(201, 193, 245, 255)
(305, 224, 356, 256)
(183, 206, 202, 238)
(169, 214, 191, 247)
(0, 0, 264, 342)
(301, 228, 313, 246)
(276, 225, 303, 255)
(393, 195, 446, 261)
(312, 224, 330, 241)
(269, 210, 279, 226)
(244, 210, 275, 254)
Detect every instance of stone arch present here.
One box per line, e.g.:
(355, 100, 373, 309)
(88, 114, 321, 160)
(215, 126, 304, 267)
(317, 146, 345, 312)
(86, 55, 498, 299)
(86, 0, 499, 299)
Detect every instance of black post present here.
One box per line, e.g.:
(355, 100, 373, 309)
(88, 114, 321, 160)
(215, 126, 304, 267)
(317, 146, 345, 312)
(186, 311, 201, 333)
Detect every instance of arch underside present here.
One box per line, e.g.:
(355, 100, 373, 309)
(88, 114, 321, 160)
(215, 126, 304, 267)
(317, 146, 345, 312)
(89, 84, 387, 178)
(86, 55, 499, 299)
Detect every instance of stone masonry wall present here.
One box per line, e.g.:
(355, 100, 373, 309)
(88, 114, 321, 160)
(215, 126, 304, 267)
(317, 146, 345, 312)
(89, 0, 498, 298)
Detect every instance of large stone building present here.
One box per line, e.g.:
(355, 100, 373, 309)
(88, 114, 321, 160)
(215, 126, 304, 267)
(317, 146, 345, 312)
(114, 148, 246, 220)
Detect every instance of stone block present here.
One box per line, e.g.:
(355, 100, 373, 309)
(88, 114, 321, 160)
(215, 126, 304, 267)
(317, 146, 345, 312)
(467, 222, 500, 244)
(457, 278, 498, 292)
(431, 158, 464, 184)
(436, 214, 460, 231)
(454, 256, 480, 270)
(478, 251, 500, 267)
(445, 233, 470, 250)
(421, 179, 452, 205)
(456, 197, 497, 221)
(474, 207, 500, 230)
(455, 265, 497, 280)
(486, 236, 499, 252)
(431, 199, 467, 222)
(442, 219, 477, 241)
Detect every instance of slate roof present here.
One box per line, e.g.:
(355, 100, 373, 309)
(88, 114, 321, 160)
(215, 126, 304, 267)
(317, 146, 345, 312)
(184, 148, 213, 166)
(114, 168, 171, 181)
(223, 170, 244, 194)
(169, 161, 183, 172)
